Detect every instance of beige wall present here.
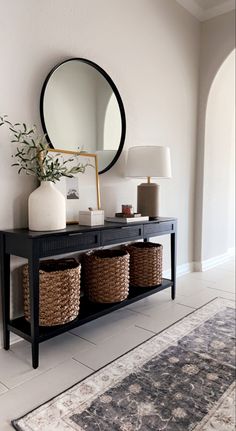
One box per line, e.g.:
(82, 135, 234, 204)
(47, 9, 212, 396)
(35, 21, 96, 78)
(0, 0, 201, 346)
(194, 10, 235, 263)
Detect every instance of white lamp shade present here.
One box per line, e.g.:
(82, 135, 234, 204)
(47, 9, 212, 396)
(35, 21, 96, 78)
(126, 146, 172, 178)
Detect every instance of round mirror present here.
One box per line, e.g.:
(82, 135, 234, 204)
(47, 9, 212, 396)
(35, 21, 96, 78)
(40, 58, 126, 174)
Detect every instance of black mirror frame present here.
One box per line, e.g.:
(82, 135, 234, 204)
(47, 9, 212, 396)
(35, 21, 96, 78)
(40, 58, 126, 175)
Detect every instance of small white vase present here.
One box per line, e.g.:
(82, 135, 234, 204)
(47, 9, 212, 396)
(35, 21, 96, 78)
(28, 181, 66, 231)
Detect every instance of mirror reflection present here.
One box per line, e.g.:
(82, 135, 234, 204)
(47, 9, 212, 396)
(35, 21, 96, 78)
(40, 59, 126, 173)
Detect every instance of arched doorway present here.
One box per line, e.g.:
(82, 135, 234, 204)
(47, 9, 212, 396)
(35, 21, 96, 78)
(202, 50, 235, 263)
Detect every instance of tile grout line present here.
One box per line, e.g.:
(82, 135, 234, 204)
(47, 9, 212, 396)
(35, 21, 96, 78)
(135, 305, 198, 334)
(68, 333, 97, 346)
(172, 302, 196, 310)
(0, 357, 95, 398)
(205, 286, 235, 294)
(71, 357, 96, 372)
(125, 307, 151, 317)
(0, 381, 9, 394)
(133, 325, 156, 335)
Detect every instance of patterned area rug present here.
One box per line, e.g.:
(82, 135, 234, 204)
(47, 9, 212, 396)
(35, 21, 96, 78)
(13, 298, 236, 431)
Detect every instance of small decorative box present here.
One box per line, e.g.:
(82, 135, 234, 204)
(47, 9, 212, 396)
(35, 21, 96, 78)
(79, 210, 104, 226)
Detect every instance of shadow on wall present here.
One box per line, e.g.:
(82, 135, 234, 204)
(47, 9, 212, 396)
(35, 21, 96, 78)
(99, 151, 136, 216)
(13, 192, 30, 229)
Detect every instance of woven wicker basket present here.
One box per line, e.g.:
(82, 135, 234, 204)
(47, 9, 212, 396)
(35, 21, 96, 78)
(83, 249, 130, 303)
(23, 258, 81, 326)
(125, 242, 163, 287)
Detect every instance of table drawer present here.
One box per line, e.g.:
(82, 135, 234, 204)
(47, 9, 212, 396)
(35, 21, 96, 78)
(101, 225, 143, 246)
(40, 231, 100, 256)
(144, 222, 174, 237)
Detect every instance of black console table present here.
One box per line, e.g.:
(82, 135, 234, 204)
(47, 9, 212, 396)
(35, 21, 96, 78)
(0, 217, 177, 368)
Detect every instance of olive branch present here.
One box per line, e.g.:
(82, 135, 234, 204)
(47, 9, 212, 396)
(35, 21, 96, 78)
(0, 115, 90, 182)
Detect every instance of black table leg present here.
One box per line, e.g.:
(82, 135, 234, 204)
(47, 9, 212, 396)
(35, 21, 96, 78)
(0, 233, 10, 350)
(171, 230, 177, 300)
(32, 342, 39, 369)
(29, 246, 40, 369)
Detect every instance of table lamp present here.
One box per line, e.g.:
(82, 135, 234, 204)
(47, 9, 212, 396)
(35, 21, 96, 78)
(126, 146, 172, 219)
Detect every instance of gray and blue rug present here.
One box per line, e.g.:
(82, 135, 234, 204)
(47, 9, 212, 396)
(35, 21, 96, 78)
(13, 298, 235, 430)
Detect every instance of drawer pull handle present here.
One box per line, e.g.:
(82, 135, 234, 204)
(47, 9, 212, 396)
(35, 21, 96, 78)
(68, 233, 83, 237)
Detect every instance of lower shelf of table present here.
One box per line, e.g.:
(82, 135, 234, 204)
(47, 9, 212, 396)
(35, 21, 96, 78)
(8, 278, 173, 344)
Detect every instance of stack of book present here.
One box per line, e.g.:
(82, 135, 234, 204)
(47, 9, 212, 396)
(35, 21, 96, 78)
(105, 213, 149, 223)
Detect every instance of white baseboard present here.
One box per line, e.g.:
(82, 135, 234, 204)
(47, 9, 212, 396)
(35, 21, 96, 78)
(163, 262, 194, 279)
(194, 247, 235, 272)
(163, 247, 235, 277)
(228, 247, 235, 257)
(193, 261, 203, 272)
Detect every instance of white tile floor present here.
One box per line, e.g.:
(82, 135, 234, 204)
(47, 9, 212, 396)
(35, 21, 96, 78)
(0, 259, 235, 430)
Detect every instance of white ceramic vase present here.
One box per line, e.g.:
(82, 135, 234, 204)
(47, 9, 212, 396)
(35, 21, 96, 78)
(28, 181, 66, 231)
